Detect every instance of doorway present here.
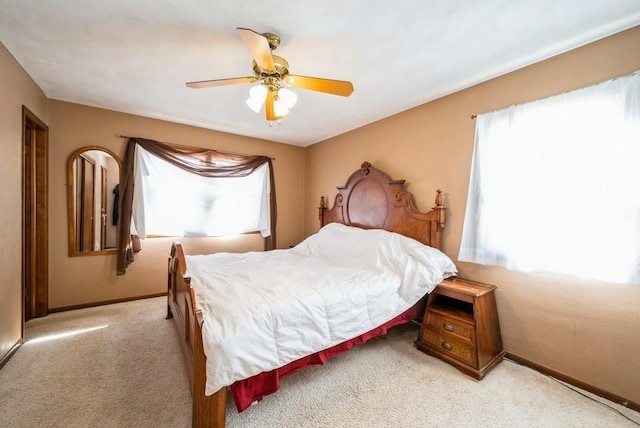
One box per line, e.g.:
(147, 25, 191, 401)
(22, 106, 48, 322)
(100, 166, 108, 250)
(74, 154, 95, 252)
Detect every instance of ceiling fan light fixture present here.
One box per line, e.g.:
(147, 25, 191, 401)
(246, 84, 267, 113)
(273, 87, 297, 118)
(273, 88, 298, 117)
(277, 87, 297, 109)
(273, 100, 289, 117)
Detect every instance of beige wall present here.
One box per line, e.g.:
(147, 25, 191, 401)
(0, 44, 49, 361)
(304, 26, 640, 404)
(48, 100, 306, 309)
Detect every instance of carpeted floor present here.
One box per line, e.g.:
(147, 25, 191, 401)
(0, 297, 638, 428)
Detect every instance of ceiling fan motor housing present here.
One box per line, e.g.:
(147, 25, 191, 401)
(252, 55, 290, 81)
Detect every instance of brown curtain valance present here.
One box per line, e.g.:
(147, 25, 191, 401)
(117, 137, 276, 275)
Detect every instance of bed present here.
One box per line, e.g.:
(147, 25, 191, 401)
(167, 161, 454, 428)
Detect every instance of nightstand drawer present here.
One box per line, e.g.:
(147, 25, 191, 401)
(424, 312, 474, 344)
(421, 330, 477, 367)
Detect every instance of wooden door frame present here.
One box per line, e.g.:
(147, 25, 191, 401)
(22, 106, 48, 323)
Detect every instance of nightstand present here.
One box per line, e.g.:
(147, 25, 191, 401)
(416, 277, 505, 380)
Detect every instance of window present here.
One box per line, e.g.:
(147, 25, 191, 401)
(459, 71, 640, 283)
(132, 145, 271, 238)
(116, 137, 276, 275)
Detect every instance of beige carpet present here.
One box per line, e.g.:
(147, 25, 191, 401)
(1, 297, 638, 428)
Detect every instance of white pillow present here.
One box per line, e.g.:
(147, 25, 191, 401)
(294, 223, 386, 269)
(295, 223, 457, 299)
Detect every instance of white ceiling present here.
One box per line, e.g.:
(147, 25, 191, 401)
(1, 1, 639, 147)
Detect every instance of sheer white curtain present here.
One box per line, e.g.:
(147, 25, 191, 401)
(132, 146, 270, 238)
(459, 71, 640, 283)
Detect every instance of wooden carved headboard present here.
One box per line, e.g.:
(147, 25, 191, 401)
(318, 162, 446, 249)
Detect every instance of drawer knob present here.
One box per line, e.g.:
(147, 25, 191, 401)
(441, 341, 453, 351)
(443, 323, 454, 332)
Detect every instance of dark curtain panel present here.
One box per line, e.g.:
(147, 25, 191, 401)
(117, 137, 277, 275)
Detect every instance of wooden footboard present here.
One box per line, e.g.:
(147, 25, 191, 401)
(167, 241, 226, 428)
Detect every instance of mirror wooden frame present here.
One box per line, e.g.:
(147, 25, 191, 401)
(67, 146, 122, 257)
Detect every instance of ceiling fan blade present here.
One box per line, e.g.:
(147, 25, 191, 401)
(236, 27, 275, 72)
(284, 75, 354, 97)
(265, 88, 282, 121)
(186, 76, 257, 89)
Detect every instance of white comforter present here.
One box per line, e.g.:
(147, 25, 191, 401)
(185, 223, 457, 395)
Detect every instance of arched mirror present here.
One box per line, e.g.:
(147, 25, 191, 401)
(67, 146, 121, 256)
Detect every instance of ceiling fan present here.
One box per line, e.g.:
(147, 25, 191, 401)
(186, 28, 354, 122)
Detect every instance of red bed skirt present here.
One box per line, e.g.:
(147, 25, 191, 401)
(230, 302, 424, 412)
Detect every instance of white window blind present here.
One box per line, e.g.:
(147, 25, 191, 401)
(132, 146, 270, 238)
(459, 71, 640, 283)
